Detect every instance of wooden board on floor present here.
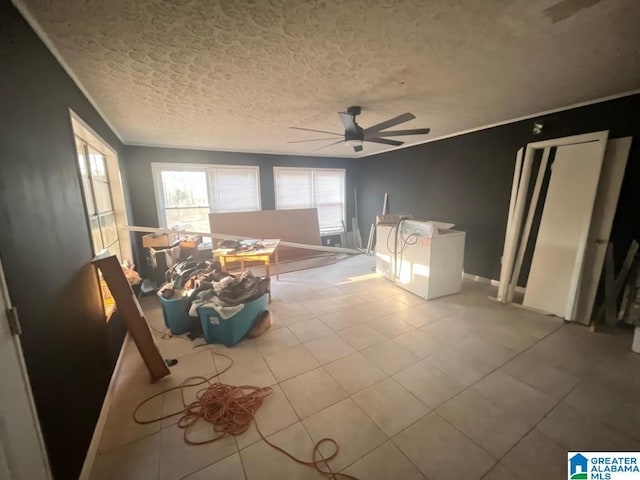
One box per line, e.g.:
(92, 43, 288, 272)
(604, 244, 617, 325)
(594, 239, 640, 325)
(92, 254, 169, 382)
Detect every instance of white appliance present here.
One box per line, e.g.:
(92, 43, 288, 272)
(375, 220, 466, 300)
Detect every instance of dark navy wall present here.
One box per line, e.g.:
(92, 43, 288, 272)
(353, 94, 640, 282)
(122, 145, 353, 268)
(3, 1, 639, 476)
(0, 3, 127, 478)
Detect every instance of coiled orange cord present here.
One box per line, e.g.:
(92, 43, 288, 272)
(133, 351, 359, 479)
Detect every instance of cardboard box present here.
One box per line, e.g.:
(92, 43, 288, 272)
(179, 235, 202, 249)
(142, 233, 177, 248)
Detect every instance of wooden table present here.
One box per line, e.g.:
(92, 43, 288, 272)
(213, 239, 280, 302)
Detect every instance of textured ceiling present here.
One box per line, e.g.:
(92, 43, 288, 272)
(19, 0, 640, 157)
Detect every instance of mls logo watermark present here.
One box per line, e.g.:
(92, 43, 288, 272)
(569, 452, 640, 479)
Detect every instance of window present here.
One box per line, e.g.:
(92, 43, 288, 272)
(152, 163, 261, 232)
(76, 138, 121, 259)
(274, 167, 346, 234)
(72, 111, 132, 320)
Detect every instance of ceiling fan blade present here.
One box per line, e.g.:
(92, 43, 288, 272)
(287, 137, 342, 144)
(315, 139, 345, 151)
(363, 113, 416, 134)
(364, 137, 404, 147)
(289, 126, 342, 136)
(353, 145, 363, 153)
(366, 128, 430, 138)
(338, 112, 358, 135)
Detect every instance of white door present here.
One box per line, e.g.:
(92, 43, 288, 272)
(0, 258, 51, 480)
(523, 141, 606, 319)
(573, 137, 632, 324)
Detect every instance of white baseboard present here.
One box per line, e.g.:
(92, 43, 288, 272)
(78, 333, 129, 480)
(462, 273, 526, 294)
(510, 302, 555, 316)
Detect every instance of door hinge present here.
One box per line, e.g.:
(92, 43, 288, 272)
(6, 307, 22, 336)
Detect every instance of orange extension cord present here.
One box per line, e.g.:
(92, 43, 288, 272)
(133, 351, 359, 480)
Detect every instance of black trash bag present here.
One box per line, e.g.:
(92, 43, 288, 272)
(217, 271, 270, 306)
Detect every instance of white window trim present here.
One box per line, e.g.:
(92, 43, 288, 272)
(273, 166, 347, 235)
(70, 110, 133, 264)
(151, 162, 262, 229)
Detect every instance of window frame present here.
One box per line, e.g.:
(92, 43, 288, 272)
(75, 137, 121, 258)
(71, 110, 132, 321)
(151, 163, 262, 231)
(273, 166, 347, 235)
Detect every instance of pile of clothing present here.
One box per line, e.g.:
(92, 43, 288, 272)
(159, 259, 270, 320)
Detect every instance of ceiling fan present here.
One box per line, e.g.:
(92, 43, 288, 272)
(288, 106, 430, 152)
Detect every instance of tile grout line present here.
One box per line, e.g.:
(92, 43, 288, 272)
(253, 337, 341, 466)
(122, 327, 394, 475)
(315, 359, 417, 475)
(297, 407, 336, 476)
(302, 300, 496, 475)
(176, 450, 242, 480)
(97, 421, 162, 456)
(204, 340, 318, 476)
(251, 286, 368, 473)
(382, 315, 567, 476)
(234, 436, 249, 480)
(97, 262, 363, 475)
(335, 382, 431, 477)
(478, 355, 595, 479)
(537, 343, 640, 445)
(108, 267, 596, 480)
(289, 353, 389, 475)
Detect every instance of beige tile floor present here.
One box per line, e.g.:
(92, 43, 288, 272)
(90, 255, 640, 480)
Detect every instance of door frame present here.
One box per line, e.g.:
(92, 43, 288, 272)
(498, 131, 609, 320)
(0, 255, 51, 479)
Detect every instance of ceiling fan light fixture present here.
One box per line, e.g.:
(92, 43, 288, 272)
(345, 138, 363, 147)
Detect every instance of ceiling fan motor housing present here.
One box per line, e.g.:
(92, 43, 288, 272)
(345, 106, 364, 141)
(345, 124, 364, 142)
(346, 105, 361, 117)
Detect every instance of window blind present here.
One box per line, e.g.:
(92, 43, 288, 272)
(210, 167, 261, 212)
(274, 167, 346, 234)
(152, 164, 261, 231)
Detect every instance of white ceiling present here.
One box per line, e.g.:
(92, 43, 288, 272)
(18, 0, 640, 157)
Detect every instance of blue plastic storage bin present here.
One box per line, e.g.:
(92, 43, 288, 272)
(158, 293, 195, 335)
(198, 294, 269, 347)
